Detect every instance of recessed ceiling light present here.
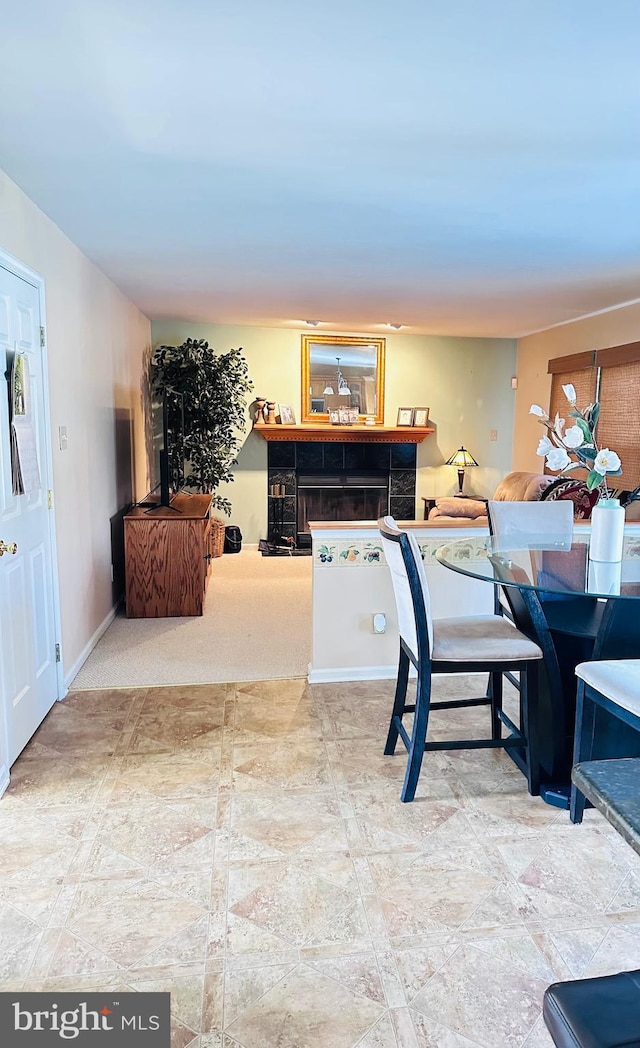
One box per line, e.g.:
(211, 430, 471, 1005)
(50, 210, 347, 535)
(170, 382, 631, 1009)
(386, 323, 403, 329)
(305, 320, 320, 326)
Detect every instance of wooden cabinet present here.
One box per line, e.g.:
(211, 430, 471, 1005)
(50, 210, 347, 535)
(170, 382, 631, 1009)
(124, 494, 214, 617)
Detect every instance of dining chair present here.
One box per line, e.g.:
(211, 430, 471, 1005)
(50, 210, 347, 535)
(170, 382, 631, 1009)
(488, 499, 574, 552)
(570, 659, 640, 823)
(487, 499, 575, 623)
(378, 516, 543, 803)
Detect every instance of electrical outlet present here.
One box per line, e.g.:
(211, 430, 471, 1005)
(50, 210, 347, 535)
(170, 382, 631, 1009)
(373, 613, 386, 634)
(489, 429, 498, 441)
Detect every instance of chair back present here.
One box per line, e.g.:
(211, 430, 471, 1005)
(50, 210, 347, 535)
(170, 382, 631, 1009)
(378, 516, 433, 662)
(488, 499, 574, 551)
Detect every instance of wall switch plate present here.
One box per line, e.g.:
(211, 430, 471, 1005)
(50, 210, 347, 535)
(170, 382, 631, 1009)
(511, 376, 518, 389)
(489, 429, 498, 441)
(58, 425, 68, 451)
(373, 613, 386, 634)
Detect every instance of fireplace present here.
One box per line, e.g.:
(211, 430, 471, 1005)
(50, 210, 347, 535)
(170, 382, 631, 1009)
(297, 473, 389, 547)
(266, 439, 417, 552)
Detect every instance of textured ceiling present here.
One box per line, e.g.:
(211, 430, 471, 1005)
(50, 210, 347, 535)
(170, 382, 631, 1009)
(2, 0, 640, 337)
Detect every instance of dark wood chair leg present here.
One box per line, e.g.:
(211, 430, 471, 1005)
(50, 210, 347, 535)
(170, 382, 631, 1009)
(400, 668, 431, 803)
(570, 680, 596, 824)
(490, 670, 503, 740)
(385, 646, 410, 755)
(521, 660, 540, 796)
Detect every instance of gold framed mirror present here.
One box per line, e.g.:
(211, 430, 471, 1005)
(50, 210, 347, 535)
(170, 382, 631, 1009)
(301, 334, 386, 424)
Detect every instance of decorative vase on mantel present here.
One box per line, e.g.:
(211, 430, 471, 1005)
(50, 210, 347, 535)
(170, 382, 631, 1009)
(589, 497, 625, 562)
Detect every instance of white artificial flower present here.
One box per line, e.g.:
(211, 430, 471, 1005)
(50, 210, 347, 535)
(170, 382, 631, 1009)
(536, 436, 554, 457)
(593, 449, 621, 475)
(546, 447, 572, 472)
(529, 404, 545, 417)
(562, 383, 577, 404)
(563, 425, 584, 449)
(554, 412, 565, 437)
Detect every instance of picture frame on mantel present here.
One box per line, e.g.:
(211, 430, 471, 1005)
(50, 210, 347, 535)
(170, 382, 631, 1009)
(278, 404, 296, 424)
(397, 407, 414, 427)
(413, 407, 430, 427)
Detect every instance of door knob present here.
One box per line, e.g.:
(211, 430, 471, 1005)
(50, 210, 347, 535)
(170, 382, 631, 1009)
(0, 540, 18, 556)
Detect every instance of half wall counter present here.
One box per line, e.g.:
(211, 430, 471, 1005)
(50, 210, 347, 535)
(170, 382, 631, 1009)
(308, 519, 491, 683)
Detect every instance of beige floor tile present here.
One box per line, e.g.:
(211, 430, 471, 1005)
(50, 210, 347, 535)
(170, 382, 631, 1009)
(66, 877, 205, 967)
(2, 675, 639, 1046)
(411, 943, 547, 1047)
(229, 862, 354, 947)
(232, 739, 332, 791)
(225, 962, 385, 1047)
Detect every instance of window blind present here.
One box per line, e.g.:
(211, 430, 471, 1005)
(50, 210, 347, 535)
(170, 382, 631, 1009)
(546, 357, 597, 479)
(595, 351, 640, 489)
(547, 343, 640, 490)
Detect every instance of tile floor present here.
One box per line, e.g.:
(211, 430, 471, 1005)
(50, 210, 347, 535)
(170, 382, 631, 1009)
(2, 675, 640, 1047)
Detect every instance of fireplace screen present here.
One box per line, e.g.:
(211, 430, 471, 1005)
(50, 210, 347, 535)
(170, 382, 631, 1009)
(297, 473, 389, 539)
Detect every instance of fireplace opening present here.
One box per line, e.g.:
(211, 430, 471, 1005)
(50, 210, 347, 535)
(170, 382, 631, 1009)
(297, 472, 389, 548)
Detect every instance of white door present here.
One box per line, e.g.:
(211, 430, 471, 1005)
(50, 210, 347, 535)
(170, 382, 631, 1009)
(0, 261, 59, 773)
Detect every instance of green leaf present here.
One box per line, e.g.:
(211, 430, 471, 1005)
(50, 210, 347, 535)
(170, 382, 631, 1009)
(575, 417, 593, 440)
(586, 469, 603, 490)
(574, 445, 596, 462)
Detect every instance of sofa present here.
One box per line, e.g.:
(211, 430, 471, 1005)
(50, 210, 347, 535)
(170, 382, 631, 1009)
(428, 471, 555, 523)
(428, 470, 640, 523)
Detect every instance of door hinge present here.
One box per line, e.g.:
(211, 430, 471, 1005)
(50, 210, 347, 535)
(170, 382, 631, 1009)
(40, 326, 45, 347)
(55, 643, 61, 663)
(47, 489, 53, 509)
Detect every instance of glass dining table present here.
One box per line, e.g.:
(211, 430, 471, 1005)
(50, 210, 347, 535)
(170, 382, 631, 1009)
(436, 532, 640, 808)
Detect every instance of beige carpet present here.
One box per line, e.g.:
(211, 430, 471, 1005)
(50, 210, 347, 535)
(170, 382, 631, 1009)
(71, 549, 312, 689)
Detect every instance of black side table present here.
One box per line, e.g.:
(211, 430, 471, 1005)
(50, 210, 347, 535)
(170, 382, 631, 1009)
(421, 497, 437, 519)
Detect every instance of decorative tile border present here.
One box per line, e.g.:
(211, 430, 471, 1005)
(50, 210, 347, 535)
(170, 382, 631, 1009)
(624, 536, 640, 558)
(339, 541, 362, 565)
(313, 533, 488, 567)
(314, 542, 338, 566)
(417, 537, 489, 563)
(362, 541, 385, 565)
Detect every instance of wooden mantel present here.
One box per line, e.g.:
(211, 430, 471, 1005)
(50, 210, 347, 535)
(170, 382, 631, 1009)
(253, 424, 434, 443)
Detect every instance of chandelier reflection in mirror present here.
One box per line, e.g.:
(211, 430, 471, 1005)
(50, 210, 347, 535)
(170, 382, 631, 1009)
(322, 358, 352, 397)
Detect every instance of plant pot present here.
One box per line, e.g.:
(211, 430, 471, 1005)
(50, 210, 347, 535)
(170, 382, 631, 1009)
(589, 497, 625, 562)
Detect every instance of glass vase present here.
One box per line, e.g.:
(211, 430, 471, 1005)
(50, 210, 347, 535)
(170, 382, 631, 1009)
(589, 497, 625, 562)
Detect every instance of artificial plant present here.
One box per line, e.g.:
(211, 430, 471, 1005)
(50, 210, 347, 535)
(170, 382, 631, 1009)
(150, 338, 252, 515)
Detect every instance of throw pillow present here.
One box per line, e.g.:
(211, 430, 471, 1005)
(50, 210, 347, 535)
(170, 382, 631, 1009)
(432, 497, 488, 519)
(540, 477, 599, 519)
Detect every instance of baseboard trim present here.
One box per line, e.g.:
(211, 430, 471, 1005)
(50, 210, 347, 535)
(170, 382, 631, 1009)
(63, 603, 120, 692)
(308, 664, 399, 684)
(307, 665, 480, 684)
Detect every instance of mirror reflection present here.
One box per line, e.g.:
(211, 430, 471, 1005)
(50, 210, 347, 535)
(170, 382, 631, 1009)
(301, 335, 385, 424)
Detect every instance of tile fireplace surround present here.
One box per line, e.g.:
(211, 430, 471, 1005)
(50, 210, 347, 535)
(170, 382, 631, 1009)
(267, 440, 417, 548)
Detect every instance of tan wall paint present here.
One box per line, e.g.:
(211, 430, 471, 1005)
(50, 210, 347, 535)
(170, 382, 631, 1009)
(0, 170, 151, 678)
(152, 320, 517, 542)
(514, 302, 640, 472)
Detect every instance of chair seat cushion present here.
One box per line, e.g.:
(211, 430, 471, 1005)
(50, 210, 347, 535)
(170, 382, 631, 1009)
(543, 969, 640, 1047)
(433, 615, 542, 663)
(576, 660, 640, 717)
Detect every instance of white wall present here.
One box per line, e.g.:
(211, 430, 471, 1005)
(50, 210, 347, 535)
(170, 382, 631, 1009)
(151, 319, 517, 542)
(309, 523, 492, 682)
(0, 170, 151, 681)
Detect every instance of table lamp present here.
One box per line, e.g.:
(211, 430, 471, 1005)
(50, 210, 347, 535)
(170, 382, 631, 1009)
(446, 446, 478, 494)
